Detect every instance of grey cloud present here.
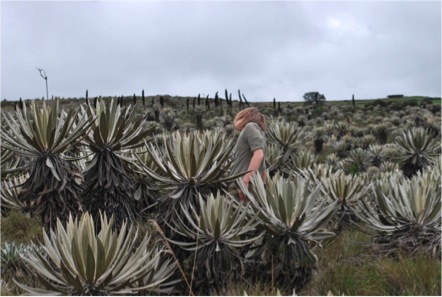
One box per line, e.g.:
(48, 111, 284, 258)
(1, 1, 440, 102)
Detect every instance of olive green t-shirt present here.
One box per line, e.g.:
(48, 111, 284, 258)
(231, 122, 266, 177)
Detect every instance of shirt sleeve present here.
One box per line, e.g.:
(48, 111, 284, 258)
(244, 123, 265, 152)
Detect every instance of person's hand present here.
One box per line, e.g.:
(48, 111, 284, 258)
(243, 173, 251, 189)
(238, 173, 251, 202)
(238, 189, 248, 202)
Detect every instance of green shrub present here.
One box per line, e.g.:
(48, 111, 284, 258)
(0, 211, 43, 244)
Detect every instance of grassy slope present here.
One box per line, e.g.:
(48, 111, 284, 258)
(1, 94, 440, 296)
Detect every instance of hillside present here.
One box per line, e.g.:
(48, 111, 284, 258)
(1, 93, 441, 296)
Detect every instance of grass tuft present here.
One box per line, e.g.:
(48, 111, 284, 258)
(378, 256, 441, 296)
(302, 228, 441, 296)
(1, 211, 43, 244)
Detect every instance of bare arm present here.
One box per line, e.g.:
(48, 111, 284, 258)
(239, 148, 264, 201)
(243, 148, 264, 185)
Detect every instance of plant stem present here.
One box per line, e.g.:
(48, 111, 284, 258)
(149, 219, 194, 296)
(45, 79, 49, 100)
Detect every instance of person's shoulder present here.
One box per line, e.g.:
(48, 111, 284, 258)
(244, 122, 259, 129)
(244, 122, 262, 132)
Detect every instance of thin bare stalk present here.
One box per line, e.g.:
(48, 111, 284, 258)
(36, 67, 49, 100)
(149, 219, 194, 296)
(189, 218, 201, 290)
(272, 254, 275, 291)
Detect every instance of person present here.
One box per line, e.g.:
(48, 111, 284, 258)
(230, 107, 267, 202)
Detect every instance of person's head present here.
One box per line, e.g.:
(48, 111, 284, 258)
(233, 107, 267, 131)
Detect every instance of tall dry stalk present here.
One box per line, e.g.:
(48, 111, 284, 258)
(149, 219, 194, 296)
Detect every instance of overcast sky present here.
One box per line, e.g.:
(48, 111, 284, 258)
(1, 0, 441, 102)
